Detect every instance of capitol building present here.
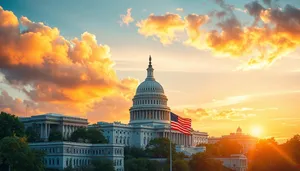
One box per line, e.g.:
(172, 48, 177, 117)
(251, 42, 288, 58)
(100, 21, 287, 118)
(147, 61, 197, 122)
(20, 56, 208, 170)
(98, 56, 208, 147)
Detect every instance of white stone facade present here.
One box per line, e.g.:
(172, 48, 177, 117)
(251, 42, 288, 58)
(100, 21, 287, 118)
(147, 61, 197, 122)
(29, 142, 124, 171)
(99, 122, 207, 148)
(20, 113, 88, 141)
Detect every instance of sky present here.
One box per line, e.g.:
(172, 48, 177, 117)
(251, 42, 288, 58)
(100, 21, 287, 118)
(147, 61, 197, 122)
(0, 0, 300, 143)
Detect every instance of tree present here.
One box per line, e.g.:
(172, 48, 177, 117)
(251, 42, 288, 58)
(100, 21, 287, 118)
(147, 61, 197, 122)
(25, 126, 39, 142)
(282, 134, 300, 164)
(0, 111, 25, 139)
(124, 146, 147, 160)
(86, 128, 107, 144)
(0, 136, 45, 171)
(248, 137, 300, 171)
(146, 138, 176, 159)
(173, 159, 189, 171)
(92, 158, 114, 171)
(70, 128, 87, 143)
(189, 153, 229, 171)
(124, 158, 161, 171)
(201, 139, 242, 157)
(48, 131, 63, 142)
(69, 128, 107, 144)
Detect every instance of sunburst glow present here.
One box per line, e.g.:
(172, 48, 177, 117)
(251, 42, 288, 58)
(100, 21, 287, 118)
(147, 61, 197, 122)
(251, 126, 262, 137)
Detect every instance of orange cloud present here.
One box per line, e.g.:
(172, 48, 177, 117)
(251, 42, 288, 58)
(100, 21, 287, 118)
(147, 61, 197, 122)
(136, 2, 300, 70)
(0, 6, 139, 120)
(136, 13, 185, 44)
(120, 8, 134, 26)
(184, 14, 209, 48)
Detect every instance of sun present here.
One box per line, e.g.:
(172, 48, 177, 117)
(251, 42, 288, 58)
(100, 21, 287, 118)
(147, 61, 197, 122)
(251, 126, 262, 137)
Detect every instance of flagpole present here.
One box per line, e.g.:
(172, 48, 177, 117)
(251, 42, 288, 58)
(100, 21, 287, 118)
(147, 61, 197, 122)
(169, 112, 172, 171)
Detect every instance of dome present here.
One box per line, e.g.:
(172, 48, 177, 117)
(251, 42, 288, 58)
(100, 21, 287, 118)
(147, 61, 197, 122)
(129, 56, 170, 126)
(136, 80, 164, 94)
(237, 127, 242, 134)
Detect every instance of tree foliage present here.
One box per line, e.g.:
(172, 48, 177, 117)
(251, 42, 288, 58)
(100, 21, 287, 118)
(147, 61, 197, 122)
(173, 159, 189, 171)
(199, 139, 242, 157)
(248, 136, 300, 171)
(25, 126, 40, 142)
(124, 146, 147, 160)
(86, 128, 108, 144)
(124, 158, 162, 171)
(146, 138, 176, 159)
(189, 153, 230, 171)
(0, 111, 25, 139)
(91, 158, 114, 171)
(70, 128, 107, 144)
(48, 130, 63, 142)
(0, 136, 45, 171)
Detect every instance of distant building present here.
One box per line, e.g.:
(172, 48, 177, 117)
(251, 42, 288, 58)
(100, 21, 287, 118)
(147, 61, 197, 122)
(20, 113, 88, 141)
(208, 127, 258, 154)
(29, 142, 124, 171)
(214, 154, 248, 171)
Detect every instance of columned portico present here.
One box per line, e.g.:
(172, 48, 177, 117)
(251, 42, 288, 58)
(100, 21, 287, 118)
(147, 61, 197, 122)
(20, 113, 88, 142)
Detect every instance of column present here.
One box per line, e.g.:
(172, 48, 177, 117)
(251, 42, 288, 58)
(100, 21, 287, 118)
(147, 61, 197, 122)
(62, 125, 65, 139)
(48, 124, 50, 138)
(160, 111, 162, 120)
(179, 134, 181, 145)
(40, 123, 43, 139)
(44, 123, 47, 140)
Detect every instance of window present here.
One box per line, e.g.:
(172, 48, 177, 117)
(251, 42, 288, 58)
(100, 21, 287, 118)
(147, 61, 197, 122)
(57, 158, 59, 165)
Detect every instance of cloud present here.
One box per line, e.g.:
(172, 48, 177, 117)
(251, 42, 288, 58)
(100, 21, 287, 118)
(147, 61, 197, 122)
(176, 8, 184, 12)
(0, 6, 139, 120)
(184, 14, 209, 48)
(120, 8, 134, 26)
(136, 13, 186, 45)
(136, 1, 300, 70)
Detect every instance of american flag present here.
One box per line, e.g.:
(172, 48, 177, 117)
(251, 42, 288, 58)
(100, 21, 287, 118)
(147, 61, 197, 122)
(170, 112, 191, 135)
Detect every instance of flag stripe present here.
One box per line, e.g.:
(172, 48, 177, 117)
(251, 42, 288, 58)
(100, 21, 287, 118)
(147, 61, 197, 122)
(170, 112, 191, 135)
